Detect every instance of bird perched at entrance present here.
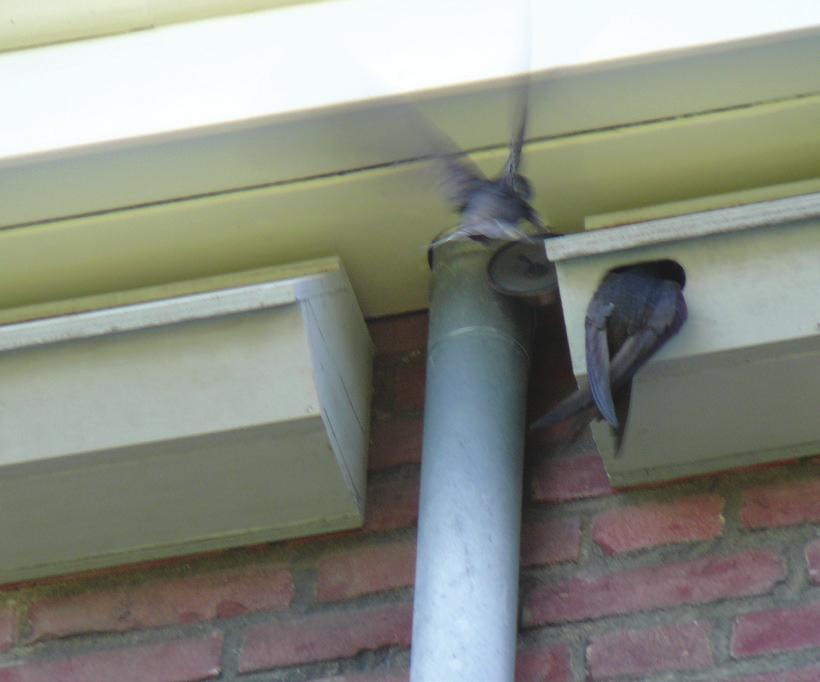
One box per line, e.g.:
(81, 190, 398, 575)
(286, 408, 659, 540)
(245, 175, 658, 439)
(530, 261, 688, 454)
(428, 93, 548, 249)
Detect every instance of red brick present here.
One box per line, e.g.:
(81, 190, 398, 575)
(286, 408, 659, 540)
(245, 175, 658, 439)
(516, 643, 572, 682)
(28, 563, 292, 642)
(806, 538, 820, 583)
(523, 549, 784, 626)
(592, 494, 724, 555)
(587, 621, 713, 679)
(520, 518, 581, 568)
(364, 472, 420, 532)
(0, 605, 16, 653)
(732, 601, 820, 657)
(394, 356, 426, 412)
(531, 454, 612, 504)
(368, 416, 422, 471)
(741, 478, 820, 529)
(0, 551, 228, 593)
(368, 313, 428, 355)
(313, 674, 408, 682)
(239, 603, 412, 672)
(529, 418, 588, 449)
(729, 664, 820, 682)
(317, 540, 416, 602)
(0, 633, 222, 682)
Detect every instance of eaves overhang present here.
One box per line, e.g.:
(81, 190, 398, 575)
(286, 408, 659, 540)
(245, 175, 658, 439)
(1, 0, 819, 317)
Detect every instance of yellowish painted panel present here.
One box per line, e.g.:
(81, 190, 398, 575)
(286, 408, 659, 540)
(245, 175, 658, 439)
(0, 0, 314, 52)
(0, 95, 818, 317)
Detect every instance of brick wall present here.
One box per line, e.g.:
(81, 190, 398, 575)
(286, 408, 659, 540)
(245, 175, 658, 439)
(1, 310, 820, 681)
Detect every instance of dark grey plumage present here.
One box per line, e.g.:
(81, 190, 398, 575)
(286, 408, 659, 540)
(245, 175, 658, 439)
(530, 262, 687, 453)
(429, 96, 546, 247)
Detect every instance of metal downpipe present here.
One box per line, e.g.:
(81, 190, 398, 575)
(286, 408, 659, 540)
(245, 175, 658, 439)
(410, 240, 532, 681)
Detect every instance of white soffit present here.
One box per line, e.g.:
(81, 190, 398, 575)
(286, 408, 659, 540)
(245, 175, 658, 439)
(2, 0, 819, 161)
(0, 1, 818, 317)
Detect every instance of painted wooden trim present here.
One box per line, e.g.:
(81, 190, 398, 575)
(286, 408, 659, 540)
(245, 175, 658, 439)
(545, 191, 820, 262)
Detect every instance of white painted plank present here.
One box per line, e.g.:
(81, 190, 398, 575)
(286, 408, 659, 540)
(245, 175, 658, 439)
(546, 192, 820, 262)
(2, 0, 819, 161)
(0, 259, 342, 350)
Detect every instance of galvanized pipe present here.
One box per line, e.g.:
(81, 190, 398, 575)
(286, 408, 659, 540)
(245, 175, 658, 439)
(410, 240, 532, 681)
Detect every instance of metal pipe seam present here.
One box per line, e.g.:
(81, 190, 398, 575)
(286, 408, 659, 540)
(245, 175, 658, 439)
(427, 325, 530, 363)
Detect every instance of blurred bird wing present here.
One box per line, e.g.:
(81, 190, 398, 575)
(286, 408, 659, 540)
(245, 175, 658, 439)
(427, 219, 531, 250)
(529, 377, 595, 431)
(502, 75, 530, 183)
(468, 216, 532, 241)
(502, 109, 525, 182)
(379, 99, 486, 212)
(526, 204, 547, 231)
(530, 297, 616, 433)
(427, 225, 467, 249)
(439, 153, 486, 210)
(585, 300, 617, 427)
